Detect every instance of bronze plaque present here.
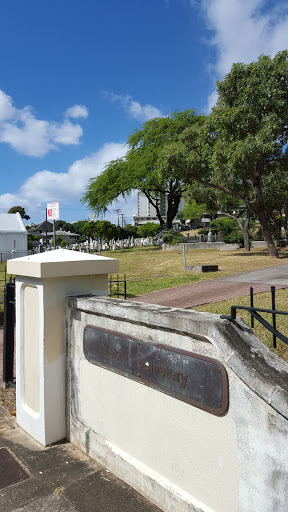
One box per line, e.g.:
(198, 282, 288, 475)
(83, 326, 228, 416)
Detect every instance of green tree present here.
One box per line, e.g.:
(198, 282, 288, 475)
(160, 52, 288, 258)
(119, 224, 139, 239)
(260, 170, 288, 245)
(184, 184, 252, 250)
(55, 220, 73, 232)
(70, 220, 90, 238)
(82, 110, 205, 229)
(8, 206, 30, 220)
(83, 220, 120, 240)
(27, 233, 41, 250)
(137, 222, 161, 237)
(52, 235, 63, 247)
(209, 218, 243, 244)
(181, 200, 207, 223)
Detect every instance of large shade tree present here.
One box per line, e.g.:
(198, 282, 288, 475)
(159, 51, 288, 257)
(82, 110, 205, 229)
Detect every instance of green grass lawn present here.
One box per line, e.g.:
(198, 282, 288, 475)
(105, 246, 288, 361)
(105, 245, 288, 297)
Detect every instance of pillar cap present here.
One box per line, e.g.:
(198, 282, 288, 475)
(7, 249, 119, 278)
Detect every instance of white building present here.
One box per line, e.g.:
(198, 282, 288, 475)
(132, 191, 185, 227)
(0, 213, 28, 259)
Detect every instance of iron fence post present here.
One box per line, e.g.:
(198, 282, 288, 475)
(271, 286, 277, 348)
(250, 287, 254, 328)
(124, 274, 127, 300)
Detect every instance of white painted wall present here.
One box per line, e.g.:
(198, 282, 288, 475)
(66, 297, 288, 512)
(0, 233, 27, 252)
(0, 213, 27, 253)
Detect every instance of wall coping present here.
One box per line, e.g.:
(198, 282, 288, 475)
(66, 296, 288, 420)
(7, 248, 119, 278)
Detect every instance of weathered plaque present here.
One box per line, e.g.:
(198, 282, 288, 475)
(83, 326, 228, 416)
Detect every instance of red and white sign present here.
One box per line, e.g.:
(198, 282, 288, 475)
(47, 202, 60, 221)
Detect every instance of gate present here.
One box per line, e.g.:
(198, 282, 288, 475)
(2, 278, 15, 386)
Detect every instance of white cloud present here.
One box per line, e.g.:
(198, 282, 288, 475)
(0, 90, 15, 121)
(199, 0, 288, 110)
(65, 104, 89, 119)
(0, 90, 88, 156)
(51, 120, 83, 146)
(0, 142, 127, 218)
(104, 91, 162, 121)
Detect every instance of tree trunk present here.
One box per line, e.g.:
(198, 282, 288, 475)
(271, 211, 281, 246)
(143, 190, 165, 227)
(253, 182, 279, 258)
(223, 209, 250, 251)
(166, 183, 182, 229)
(242, 214, 250, 252)
(166, 195, 181, 229)
(284, 195, 288, 244)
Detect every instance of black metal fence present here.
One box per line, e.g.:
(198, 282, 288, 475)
(2, 278, 15, 386)
(221, 286, 288, 347)
(109, 274, 127, 299)
(0, 250, 31, 263)
(0, 264, 12, 327)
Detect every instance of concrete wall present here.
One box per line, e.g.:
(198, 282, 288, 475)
(251, 241, 266, 248)
(162, 242, 240, 251)
(66, 297, 288, 512)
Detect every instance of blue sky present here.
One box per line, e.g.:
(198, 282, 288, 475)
(1, 0, 288, 226)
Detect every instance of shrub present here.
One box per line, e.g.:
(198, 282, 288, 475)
(209, 218, 243, 244)
(138, 222, 161, 238)
(162, 230, 186, 245)
(27, 233, 41, 250)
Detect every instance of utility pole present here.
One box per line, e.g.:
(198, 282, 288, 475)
(120, 213, 125, 228)
(45, 208, 48, 247)
(114, 209, 121, 226)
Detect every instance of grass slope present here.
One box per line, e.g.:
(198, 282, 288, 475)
(194, 289, 288, 362)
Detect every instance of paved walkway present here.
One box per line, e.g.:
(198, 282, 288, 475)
(0, 406, 161, 512)
(130, 264, 288, 309)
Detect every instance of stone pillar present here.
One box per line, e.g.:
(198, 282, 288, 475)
(7, 249, 118, 446)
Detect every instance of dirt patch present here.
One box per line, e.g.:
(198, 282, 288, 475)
(0, 386, 16, 414)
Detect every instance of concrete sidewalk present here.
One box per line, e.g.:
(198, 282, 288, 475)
(0, 406, 162, 512)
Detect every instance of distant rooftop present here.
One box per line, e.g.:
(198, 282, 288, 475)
(0, 213, 27, 233)
(29, 221, 53, 232)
